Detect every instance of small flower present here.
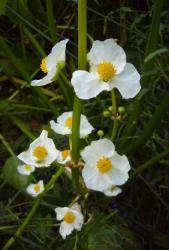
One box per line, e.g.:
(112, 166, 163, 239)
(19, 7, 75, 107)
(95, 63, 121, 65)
(18, 130, 59, 167)
(103, 186, 122, 197)
(17, 164, 35, 175)
(55, 203, 84, 239)
(71, 39, 141, 99)
(57, 149, 71, 164)
(50, 111, 94, 138)
(26, 180, 44, 197)
(31, 39, 69, 86)
(81, 138, 131, 192)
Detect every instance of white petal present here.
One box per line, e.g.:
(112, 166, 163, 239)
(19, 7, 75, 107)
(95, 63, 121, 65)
(31, 67, 57, 87)
(50, 120, 71, 135)
(110, 63, 141, 99)
(17, 164, 35, 175)
(74, 213, 84, 231)
(82, 164, 111, 191)
(57, 111, 73, 125)
(80, 115, 94, 138)
(81, 139, 115, 165)
(103, 186, 122, 197)
(59, 221, 74, 239)
(26, 180, 44, 197)
(55, 207, 69, 220)
(71, 70, 110, 100)
(108, 168, 129, 185)
(71, 203, 81, 212)
(87, 39, 126, 74)
(40, 130, 48, 139)
(46, 39, 69, 71)
(111, 152, 131, 172)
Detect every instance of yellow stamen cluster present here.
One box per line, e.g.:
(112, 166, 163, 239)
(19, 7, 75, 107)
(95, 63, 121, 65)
(33, 146, 48, 160)
(97, 157, 112, 173)
(24, 165, 31, 171)
(34, 184, 40, 193)
(40, 57, 48, 74)
(61, 150, 70, 160)
(97, 62, 116, 82)
(64, 211, 75, 224)
(65, 117, 72, 128)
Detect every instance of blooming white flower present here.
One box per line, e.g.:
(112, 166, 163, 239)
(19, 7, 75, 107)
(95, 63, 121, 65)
(26, 180, 44, 197)
(18, 130, 59, 167)
(55, 203, 84, 239)
(17, 164, 35, 175)
(31, 39, 69, 86)
(71, 39, 141, 99)
(57, 149, 71, 164)
(81, 138, 131, 192)
(103, 186, 122, 197)
(50, 111, 94, 138)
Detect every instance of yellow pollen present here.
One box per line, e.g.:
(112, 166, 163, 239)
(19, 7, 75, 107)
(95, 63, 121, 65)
(40, 57, 48, 74)
(65, 117, 72, 128)
(97, 62, 116, 82)
(64, 211, 75, 224)
(33, 146, 48, 160)
(61, 150, 70, 159)
(97, 157, 112, 173)
(24, 165, 31, 171)
(34, 184, 40, 193)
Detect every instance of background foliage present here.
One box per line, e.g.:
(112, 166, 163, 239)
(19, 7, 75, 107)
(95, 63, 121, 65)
(0, 0, 169, 249)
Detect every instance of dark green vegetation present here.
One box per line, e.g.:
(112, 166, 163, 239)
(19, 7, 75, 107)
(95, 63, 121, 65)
(0, 0, 169, 249)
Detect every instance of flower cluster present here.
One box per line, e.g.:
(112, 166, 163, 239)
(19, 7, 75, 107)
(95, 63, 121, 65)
(17, 38, 140, 239)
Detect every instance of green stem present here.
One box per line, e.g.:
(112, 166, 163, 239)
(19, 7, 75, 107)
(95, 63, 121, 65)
(125, 147, 169, 185)
(122, 91, 169, 155)
(46, 0, 57, 44)
(111, 89, 118, 141)
(118, 0, 163, 148)
(2, 166, 64, 250)
(0, 133, 15, 157)
(71, 0, 87, 191)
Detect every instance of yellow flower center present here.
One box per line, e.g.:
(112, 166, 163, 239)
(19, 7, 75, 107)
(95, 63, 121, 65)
(97, 157, 112, 173)
(34, 184, 40, 193)
(97, 62, 116, 82)
(64, 211, 75, 224)
(33, 146, 48, 160)
(65, 117, 72, 128)
(40, 57, 48, 74)
(24, 165, 31, 171)
(61, 150, 70, 160)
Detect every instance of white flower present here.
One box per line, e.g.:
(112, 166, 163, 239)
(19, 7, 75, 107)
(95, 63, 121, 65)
(50, 111, 94, 138)
(57, 149, 71, 164)
(71, 39, 141, 99)
(18, 130, 59, 167)
(31, 39, 69, 86)
(103, 186, 122, 197)
(55, 203, 84, 239)
(81, 138, 131, 192)
(17, 164, 35, 175)
(26, 180, 44, 197)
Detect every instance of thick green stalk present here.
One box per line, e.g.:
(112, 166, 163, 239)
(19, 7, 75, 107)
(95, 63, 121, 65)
(111, 89, 118, 141)
(0, 133, 15, 157)
(2, 166, 64, 250)
(125, 147, 169, 185)
(119, 0, 163, 148)
(46, 0, 57, 44)
(71, 0, 87, 190)
(122, 91, 169, 155)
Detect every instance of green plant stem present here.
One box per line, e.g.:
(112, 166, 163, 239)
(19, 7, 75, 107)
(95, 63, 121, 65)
(119, 0, 163, 149)
(71, 0, 87, 191)
(2, 166, 64, 250)
(125, 147, 169, 185)
(46, 0, 57, 44)
(111, 89, 118, 141)
(122, 91, 169, 155)
(0, 134, 15, 157)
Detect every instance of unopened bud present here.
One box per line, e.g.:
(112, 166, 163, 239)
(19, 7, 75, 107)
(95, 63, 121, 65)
(97, 130, 104, 137)
(118, 106, 126, 114)
(103, 111, 110, 117)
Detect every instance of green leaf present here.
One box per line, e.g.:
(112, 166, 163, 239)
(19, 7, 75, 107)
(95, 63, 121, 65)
(2, 156, 31, 190)
(144, 47, 169, 63)
(0, 0, 8, 15)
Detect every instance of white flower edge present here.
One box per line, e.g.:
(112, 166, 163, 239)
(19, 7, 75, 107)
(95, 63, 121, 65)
(17, 164, 35, 175)
(103, 186, 122, 197)
(26, 180, 44, 197)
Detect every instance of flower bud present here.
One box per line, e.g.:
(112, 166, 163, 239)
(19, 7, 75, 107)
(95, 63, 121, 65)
(103, 111, 110, 117)
(97, 130, 104, 137)
(118, 106, 126, 114)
